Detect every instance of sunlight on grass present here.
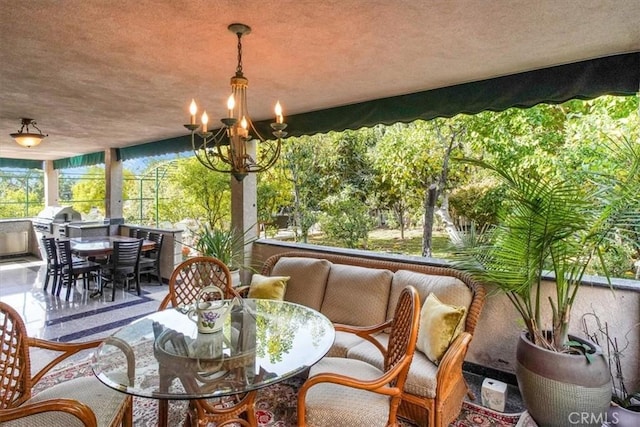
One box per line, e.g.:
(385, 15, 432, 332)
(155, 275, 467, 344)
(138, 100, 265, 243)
(305, 228, 454, 259)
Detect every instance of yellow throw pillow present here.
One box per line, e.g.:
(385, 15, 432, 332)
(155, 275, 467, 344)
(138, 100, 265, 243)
(416, 293, 467, 364)
(247, 274, 290, 300)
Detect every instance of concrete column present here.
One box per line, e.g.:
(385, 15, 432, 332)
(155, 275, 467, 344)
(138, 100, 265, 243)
(231, 141, 259, 285)
(43, 160, 59, 206)
(104, 148, 124, 230)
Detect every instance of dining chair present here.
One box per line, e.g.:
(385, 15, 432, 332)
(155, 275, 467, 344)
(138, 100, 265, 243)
(41, 236, 62, 293)
(99, 239, 143, 301)
(297, 285, 421, 427)
(158, 256, 240, 310)
(55, 239, 102, 301)
(0, 301, 134, 427)
(138, 232, 164, 285)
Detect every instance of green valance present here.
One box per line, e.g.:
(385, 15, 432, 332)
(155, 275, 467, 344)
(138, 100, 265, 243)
(252, 52, 640, 139)
(53, 152, 105, 170)
(0, 158, 43, 170)
(14, 52, 639, 164)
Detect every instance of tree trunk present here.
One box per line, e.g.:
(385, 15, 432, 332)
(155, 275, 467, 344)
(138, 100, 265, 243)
(422, 184, 437, 257)
(436, 194, 462, 245)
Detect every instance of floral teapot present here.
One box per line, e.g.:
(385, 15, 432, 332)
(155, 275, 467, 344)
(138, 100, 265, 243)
(187, 286, 237, 333)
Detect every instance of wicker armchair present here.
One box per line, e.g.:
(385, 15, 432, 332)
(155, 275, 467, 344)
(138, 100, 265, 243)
(298, 285, 421, 426)
(0, 301, 134, 427)
(158, 256, 241, 310)
(157, 256, 252, 426)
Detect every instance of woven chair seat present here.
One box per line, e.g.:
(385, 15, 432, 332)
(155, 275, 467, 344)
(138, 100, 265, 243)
(3, 376, 127, 427)
(305, 357, 391, 426)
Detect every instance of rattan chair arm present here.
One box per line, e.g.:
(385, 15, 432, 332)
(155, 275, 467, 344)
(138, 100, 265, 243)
(234, 285, 250, 297)
(0, 398, 98, 426)
(334, 321, 392, 356)
(301, 356, 410, 397)
(158, 292, 172, 310)
(28, 337, 102, 385)
(435, 332, 472, 397)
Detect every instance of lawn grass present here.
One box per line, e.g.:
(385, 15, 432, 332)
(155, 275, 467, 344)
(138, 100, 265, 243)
(304, 228, 454, 260)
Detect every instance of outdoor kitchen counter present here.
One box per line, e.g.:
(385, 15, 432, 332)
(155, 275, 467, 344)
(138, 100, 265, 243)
(0, 219, 40, 258)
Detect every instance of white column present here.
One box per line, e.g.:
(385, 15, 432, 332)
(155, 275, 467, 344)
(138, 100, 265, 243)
(43, 160, 59, 206)
(231, 140, 259, 285)
(104, 148, 124, 231)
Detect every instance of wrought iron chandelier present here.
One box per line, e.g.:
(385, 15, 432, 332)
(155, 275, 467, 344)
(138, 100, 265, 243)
(184, 23, 287, 181)
(10, 118, 48, 148)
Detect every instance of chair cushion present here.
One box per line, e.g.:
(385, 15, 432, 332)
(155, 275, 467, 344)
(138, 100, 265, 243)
(304, 357, 391, 426)
(320, 264, 392, 327)
(416, 293, 466, 364)
(3, 376, 128, 427)
(247, 274, 289, 300)
(346, 333, 439, 398)
(272, 257, 331, 311)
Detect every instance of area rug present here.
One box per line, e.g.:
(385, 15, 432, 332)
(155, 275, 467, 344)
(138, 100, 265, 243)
(33, 358, 525, 426)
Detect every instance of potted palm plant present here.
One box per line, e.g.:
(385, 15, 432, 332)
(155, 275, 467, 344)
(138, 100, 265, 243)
(451, 137, 640, 426)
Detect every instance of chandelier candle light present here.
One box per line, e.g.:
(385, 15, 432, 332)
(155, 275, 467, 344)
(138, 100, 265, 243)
(184, 23, 288, 181)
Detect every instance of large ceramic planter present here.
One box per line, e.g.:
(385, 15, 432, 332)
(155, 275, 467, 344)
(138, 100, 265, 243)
(608, 403, 640, 427)
(516, 331, 612, 427)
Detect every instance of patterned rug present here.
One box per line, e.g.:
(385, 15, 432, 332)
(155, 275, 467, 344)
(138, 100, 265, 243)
(33, 357, 525, 426)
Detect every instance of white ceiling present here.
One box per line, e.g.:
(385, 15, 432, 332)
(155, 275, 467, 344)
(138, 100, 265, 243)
(1, 0, 638, 161)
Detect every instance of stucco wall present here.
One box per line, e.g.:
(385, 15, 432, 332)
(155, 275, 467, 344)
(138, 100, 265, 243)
(252, 239, 640, 391)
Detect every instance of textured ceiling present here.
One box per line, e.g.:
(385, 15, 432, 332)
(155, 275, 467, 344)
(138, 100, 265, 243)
(1, 0, 639, 161)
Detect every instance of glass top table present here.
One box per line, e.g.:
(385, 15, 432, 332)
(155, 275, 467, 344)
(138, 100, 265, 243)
(92, 299, 335, 426)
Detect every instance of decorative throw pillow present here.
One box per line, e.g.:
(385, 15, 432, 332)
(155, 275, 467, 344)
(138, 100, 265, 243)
(416, 293, 467, 364)
(247, 274, 290, 300)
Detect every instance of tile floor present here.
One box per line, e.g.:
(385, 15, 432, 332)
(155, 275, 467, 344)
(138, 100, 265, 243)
(0, 255, 525, 414)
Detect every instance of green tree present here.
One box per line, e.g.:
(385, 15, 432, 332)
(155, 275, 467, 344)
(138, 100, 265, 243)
(158, 157, 231, 228)
(71, 166, 135, 215)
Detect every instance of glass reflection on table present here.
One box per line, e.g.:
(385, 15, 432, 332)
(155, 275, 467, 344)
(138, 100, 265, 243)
(92, 299, 335, 400)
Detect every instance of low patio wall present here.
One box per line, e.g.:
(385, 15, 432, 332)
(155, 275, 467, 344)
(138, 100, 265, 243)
(252, 239, 640, 391)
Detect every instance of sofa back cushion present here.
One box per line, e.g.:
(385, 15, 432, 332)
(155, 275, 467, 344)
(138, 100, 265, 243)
(320, 264, 393, 326)
(271, 257, 331, 311)
(387, 270, 472, 327)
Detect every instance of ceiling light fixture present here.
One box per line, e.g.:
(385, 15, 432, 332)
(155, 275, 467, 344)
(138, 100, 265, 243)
(10, 118, 48, 148)
(184, 23, 287, 181)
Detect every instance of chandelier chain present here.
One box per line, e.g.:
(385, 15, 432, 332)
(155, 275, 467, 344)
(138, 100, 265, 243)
(236, 32, 243, 76)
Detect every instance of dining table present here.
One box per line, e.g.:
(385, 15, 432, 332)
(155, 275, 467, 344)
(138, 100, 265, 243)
(69, 235, 156, 258)
(91, 299, 335, 427)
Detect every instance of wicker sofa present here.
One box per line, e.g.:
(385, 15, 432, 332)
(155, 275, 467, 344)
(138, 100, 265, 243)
(260, 251, 486, 427)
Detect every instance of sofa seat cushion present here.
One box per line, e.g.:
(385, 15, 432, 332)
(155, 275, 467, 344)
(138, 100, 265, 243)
(272, 257, 331, 311)
(347, 333, 438, 399)
(326, 330, 368, 357)
(387, 270, 472, 325)
(320, 264, 393, 326)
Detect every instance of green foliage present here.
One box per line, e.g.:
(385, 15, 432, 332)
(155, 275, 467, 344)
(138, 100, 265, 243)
(448, 179, 505, 229)
(193, 224, 256, 270)
(451, 136, 640, 352)
(318, 186, 375, 249)
(70, 166, 135, 215)
(158, 157, 230, 228)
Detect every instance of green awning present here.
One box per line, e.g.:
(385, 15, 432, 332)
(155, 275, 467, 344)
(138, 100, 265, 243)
(52, 152, 105, 170)
(22, 52, 640, 165)
(0, 158, 43, 169)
